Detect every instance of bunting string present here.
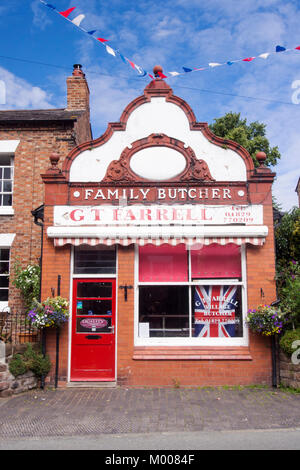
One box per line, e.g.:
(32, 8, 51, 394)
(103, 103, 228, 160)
(39, 1, 151, 78)
(165, 44, 300, 79)
(39, 1, 300, 81)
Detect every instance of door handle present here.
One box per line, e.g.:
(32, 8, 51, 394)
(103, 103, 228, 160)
(108, 326, 115, 334)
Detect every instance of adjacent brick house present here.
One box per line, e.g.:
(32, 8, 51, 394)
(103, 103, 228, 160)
(0, 64, 91, 313)
(40, 69, 277, 388)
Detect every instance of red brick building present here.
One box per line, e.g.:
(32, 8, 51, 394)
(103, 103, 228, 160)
(41, 69, 277, 388)
(0, 64, 91, 313)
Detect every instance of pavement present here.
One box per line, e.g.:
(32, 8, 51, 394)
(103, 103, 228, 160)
(0, 386, 299, 445)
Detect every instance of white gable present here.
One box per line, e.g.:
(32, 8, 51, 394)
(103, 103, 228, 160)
(69, 96, 247, 182)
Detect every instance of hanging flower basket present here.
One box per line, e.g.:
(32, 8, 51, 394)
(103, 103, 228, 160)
(27, 297, 69, 329)
(246, 304, 287, 336)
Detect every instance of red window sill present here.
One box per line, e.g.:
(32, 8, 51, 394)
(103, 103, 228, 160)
(133, 346, 252, 361)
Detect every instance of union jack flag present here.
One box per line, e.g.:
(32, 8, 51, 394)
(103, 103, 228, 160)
(194, 285, 237, 337)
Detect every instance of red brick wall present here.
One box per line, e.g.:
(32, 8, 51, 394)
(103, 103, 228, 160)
(42, 188, 276, 387)
(0, 124, 76, 310)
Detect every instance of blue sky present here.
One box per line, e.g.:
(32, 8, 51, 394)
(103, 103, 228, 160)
(0, 0, 300, 210)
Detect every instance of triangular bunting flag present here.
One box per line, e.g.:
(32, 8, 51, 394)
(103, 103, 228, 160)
(45, 3, 56, 9)
(59, 7, 76, 18)
(106, 45, 116, 56)
(118, 53, 127, 64)
(40, 1, 300, 82)
(134, 64, 147, 76)
(72, 14, 85, 27)
(127, 59, 136, 69)
(258, 53, 270, 59)
(158, 71, 167, 78)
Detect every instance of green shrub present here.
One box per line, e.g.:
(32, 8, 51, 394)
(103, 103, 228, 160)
(28, 352, 52, 378)
(279, 328, 300, 356)
(8, 353, 28, 377)
(8, 344, 51, 378)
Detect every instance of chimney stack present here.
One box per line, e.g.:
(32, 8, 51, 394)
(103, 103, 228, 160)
(67, 64, 90, 113)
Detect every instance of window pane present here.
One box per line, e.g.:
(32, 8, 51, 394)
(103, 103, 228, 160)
(0, 276, 9, 288)
(3, 194, 12, 206)
(76, 316, 112, 333)
(0, 289, 8, 301)
(0, 155, 11, 166)
(139, 244, 188, 282)
(139, 286, 189, 337)
(191, 244, 241, 279)
(74, 246, 116, 274)
(3, 181, 12, 192)
(0, 249, 9, 261)
(193, 285, 243, 338)
(3, 168, 11, 179)
(77, 282, 112, 298)
(76, 299, 112, 316)
(0, 262, 9, 274)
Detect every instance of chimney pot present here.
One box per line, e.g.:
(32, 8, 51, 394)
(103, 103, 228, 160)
(72, 64, 85, 77)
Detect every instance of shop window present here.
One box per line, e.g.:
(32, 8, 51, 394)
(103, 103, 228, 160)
(0, 248, 10, 302)
(137, 244, 246, 344)
(74, 246, 116, 274)
(139, 286, 189, 337)
(193, 285, 243, 338)
(0, 155, 13, 207)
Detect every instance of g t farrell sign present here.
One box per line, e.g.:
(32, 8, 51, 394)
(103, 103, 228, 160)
(54, 204, 263, 227)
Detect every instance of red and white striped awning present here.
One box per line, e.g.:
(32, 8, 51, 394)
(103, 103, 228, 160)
(48, 225, 268, 247)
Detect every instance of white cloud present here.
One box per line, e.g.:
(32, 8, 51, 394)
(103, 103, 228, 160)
(0, 67, 54, 109)
(31, 0, 53, 30)
(87, 72, 145, 136)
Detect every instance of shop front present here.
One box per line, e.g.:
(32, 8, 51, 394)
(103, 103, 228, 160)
(41, 74, 276, 387)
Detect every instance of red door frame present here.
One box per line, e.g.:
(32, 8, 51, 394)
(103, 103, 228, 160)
(70, 278, 116, 381)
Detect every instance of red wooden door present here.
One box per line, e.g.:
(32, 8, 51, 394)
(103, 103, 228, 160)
(71, 279, 116, 381)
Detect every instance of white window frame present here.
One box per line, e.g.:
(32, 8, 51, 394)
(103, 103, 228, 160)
(134, 244, 248, 347)
(0, 234, 15, 312)
(0, 140, 19, 216)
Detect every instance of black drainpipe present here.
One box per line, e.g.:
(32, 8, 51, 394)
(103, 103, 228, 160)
(31, 204, 45, 389)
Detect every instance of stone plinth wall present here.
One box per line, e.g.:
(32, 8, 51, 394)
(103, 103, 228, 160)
(0, 343, 38, 397)
(280, 351, 300, 389)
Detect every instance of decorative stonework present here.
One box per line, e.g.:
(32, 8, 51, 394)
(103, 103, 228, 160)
(102, 133, 215, 183)
(62, 77, 256, 181)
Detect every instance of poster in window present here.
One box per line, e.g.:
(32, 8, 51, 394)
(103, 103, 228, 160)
(193, 285, 239, 337)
